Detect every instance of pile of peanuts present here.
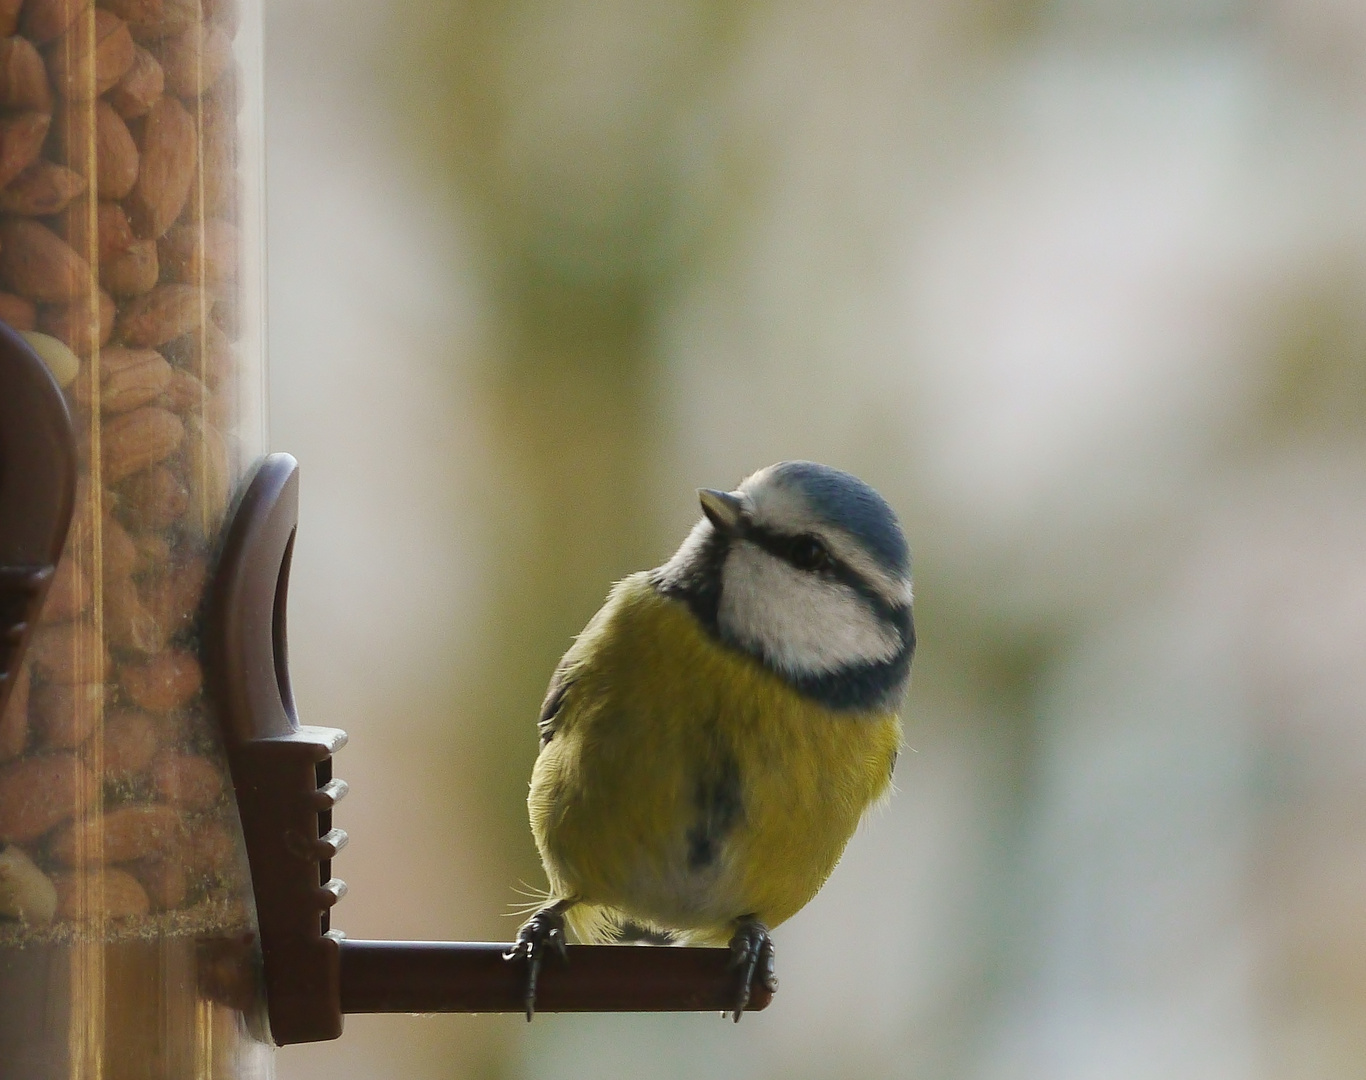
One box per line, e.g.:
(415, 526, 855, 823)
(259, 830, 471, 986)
(0, 0, 251, 935)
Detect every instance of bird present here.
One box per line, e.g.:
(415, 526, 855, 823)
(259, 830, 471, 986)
(505, 460, 914, 1020)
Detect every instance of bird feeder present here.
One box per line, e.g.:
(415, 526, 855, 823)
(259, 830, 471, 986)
(0, 0, 768, 1071)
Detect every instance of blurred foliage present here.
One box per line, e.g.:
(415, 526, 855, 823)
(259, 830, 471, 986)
(1259, 262, 1366, 443)
(375, 0, 766, 920)
(392, 0, 753, 338)
(272, 0, 1366, 1076)
(366, 15, 1062, 1080)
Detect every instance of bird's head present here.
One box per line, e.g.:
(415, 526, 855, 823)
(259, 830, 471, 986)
(654, 461, 914, 711)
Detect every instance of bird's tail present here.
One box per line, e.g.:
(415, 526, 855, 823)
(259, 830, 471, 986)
(565, 904, 689, 945)
(611, 920, 678, 945)
(564, 902, 621, 945)
(567, 907, 728, 946)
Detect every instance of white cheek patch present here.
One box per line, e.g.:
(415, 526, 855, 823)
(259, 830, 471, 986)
(717, 543, 901, 676)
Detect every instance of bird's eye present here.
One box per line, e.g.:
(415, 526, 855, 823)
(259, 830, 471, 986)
(787, 535, 832, 573)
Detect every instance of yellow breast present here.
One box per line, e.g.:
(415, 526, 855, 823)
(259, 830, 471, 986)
(529, 572, 902, 943)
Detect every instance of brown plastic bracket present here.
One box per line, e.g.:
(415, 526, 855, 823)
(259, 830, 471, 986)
(205, 453, 770, 1048)
(203, 453, 348, 1044)
(0, 321, 77, 720)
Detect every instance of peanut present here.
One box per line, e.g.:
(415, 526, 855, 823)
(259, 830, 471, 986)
(0, 111, 49, 187)
(99, 200, 136, 261)
(96, 346, 172, 412)
(150, 750, 223, 811)
(204, 0, 237, 33)
(43, 554, 90, 620)
(0, 845, 57, 925)
(117, 463, 187, 530)
(120, 649, 200, 711)
(157, 24, 231, 97)
(22, 329, 81, 387)
(27, 620, 107, 684)
(132, 530, 172, 574)
(0, 35, 54, 110)
(37, 287, 115, 354)
(0, 160, 87, 215)
(0, 292, 35, 328)
(159, 219, 238, 289)
(51, 99, 140, 198)
(126, 0, 198, 43)
(0, 662, 28, 760)
(0, 753, 97, 841)
(30, 681, 102, 750)
(148, 708, 187, 746)
(185, 99, 233, 218)
(102, 707, 159, 778)
(55, 200, 135, 264)
(126, 94, 195, 237)
(203, 322, 234, 387)
(46, 8, 136, 99)
(99, 0, 162, 24)
(50, 803, 184, 864)
(162, 317, 232, 387)
(145, 555, 205, 637)
(185, 416, 230, 534)
(53, 867, 150, 918)
(209, 294, 238, 338)
(0, 217, 89, 301)
(101, 511, 140, 578)
(0, 0, 21, 37)
(101, 237, 159, 296)
(115, 282, 204, 345)
(108, 43, 161, 118)
(133, 856, 185, 909)
(185, 816, 235, 876)
(95, 100, 140, 198)
(102, 404, 184, 482)
(20, 0, 86, 45)
(158, 365, 202, 411)
(105, 573, 163, 653)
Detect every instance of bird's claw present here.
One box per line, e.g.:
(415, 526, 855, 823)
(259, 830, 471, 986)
(505, 905, 570, 1020)
(726, 917, 777, 1022)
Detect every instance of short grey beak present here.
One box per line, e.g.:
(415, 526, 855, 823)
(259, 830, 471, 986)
(698, 489, 747, 536)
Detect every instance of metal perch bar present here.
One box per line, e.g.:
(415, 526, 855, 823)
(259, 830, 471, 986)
(339, 940, 772, 1015)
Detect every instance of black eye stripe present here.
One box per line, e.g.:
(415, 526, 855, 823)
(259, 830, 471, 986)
(744, 526, 831, 572)
(741, 525, 903, 623)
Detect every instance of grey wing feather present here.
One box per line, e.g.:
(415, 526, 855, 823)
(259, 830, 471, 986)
(537, 659, 576, 746)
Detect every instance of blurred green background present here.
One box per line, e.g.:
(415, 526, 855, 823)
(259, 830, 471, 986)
(263, 0, 1366, 1077)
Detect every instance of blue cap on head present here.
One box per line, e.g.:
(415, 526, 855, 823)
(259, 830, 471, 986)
(756, 461, 909, 577)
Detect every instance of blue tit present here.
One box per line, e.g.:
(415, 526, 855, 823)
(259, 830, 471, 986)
(506, 461, 914, 1020)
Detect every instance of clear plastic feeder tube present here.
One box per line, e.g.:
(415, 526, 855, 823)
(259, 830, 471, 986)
(0, 0, 272, 1074)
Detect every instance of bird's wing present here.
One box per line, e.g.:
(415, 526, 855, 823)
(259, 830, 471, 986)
(535, 573, 642, 747)
(536, 658, 578, 747)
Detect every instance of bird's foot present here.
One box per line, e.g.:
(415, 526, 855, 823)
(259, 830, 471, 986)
(726, 916, 777, 1022)
(505, 901, 572, 1020)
